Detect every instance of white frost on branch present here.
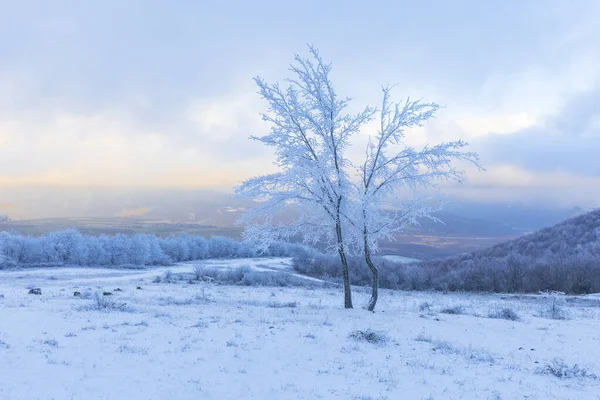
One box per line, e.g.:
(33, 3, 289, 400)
(351, 85, 484, 254)
(235, 46, 374, 252)
(235, 47, 484, 310)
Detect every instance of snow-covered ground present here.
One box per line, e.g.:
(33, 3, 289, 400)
(1, 258, 599, 400)
(382, 255, 420, 264)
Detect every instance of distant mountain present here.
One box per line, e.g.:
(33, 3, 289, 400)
(415, 208, 600, 293)
(0, 186, 589, 258)
(0, 187, 244, 226)
(440, 201, 586, 232)
(447, 208, 600, 261)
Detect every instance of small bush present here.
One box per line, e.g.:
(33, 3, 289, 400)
(431, 340, 454, 353)
(537, 358, 598, 379)
(267, 301, 298, 308)
(193, 265, 205, 281)
(539, 291, 568, 320)
(418, 301, 432, 312)
(488, 308, 520, 321)
(163, 270, 173, 282)
(414, 333, 433, 343)
(348, 329, 389, 345)
(440, 305, 466, 315)
(431, 340, 495, 363)
(42, 339, 59, 347)
(85, 292, 129, 312)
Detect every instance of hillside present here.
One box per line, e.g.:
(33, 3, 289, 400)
(416, 209, 600, 293)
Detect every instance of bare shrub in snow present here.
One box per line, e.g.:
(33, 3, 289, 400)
(348, 329, 389, 345)
(538, 291, 568, 320)
(414, 333, 433, 343)
(84, 292, 129, 312)
(79, 290, 93, 299)
(163, 269, 173, 282)
(440, 305, 466, 315)
(193, 265, 205, 281)
(488, 307, 520, 321)
(42, 339, 59, 347)
(537, 358, 598, 379)
(117, 345, 148, 355)
(431, 340, 495, 363)
(159, 293, 211, 306)
(431, 340, 454, 353)
(267, 301, 298, 308)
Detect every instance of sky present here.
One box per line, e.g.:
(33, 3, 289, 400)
(1, 0, 600, 212)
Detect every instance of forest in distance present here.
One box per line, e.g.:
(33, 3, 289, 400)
(2, 207, 600, 295)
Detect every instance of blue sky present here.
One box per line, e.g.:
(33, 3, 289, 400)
(1, 0, 599, 207)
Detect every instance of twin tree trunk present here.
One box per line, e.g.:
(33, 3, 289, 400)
(364, 230, 379, 312)
(335, 218, 353, 309)
(334, 215, 379, 311)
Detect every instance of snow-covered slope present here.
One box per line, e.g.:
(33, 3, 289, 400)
(0, 260, 599, 399)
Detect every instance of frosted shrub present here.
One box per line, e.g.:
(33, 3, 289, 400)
(440, 305, 466, 315)
(267, 301, 298, 308)
(488, 307, 520, 321)
(85, 292, 129, 312)
(539, 291, 568, 320)
(348, 329, 389, 345)
(537, 358, 598, 379)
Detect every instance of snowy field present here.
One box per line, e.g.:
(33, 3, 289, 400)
(382, 255, 420, 264)
(1, 258, 599, 400)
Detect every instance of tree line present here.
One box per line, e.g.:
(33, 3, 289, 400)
(0, 228, 317, 269)
(292, 209, 600, 295)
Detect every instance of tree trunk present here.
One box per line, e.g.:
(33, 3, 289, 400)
(335, 219, 353, 309)
(363, 231, 378, 312)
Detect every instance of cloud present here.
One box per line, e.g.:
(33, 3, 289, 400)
(444, 164, 600, 207)
(472, 88, 600, 177)
(1, 0, 600, 209)
(117, 207, 151, 217)
(0, 93, 275, 188)
(0, 202, 15, 210)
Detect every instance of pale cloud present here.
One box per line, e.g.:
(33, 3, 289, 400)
(456, 113, 538, 138)
(0, 132, 10, 146)
(117, 207, 151, 217)
(1, 0, 599, 209)
(445, 165, 600, 208)
(186, 94, 263, 142)
(0, 100, 273, 188)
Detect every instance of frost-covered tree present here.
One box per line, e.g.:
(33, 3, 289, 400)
(236, 47, 374, 308)
(352, 86, 482, 311)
